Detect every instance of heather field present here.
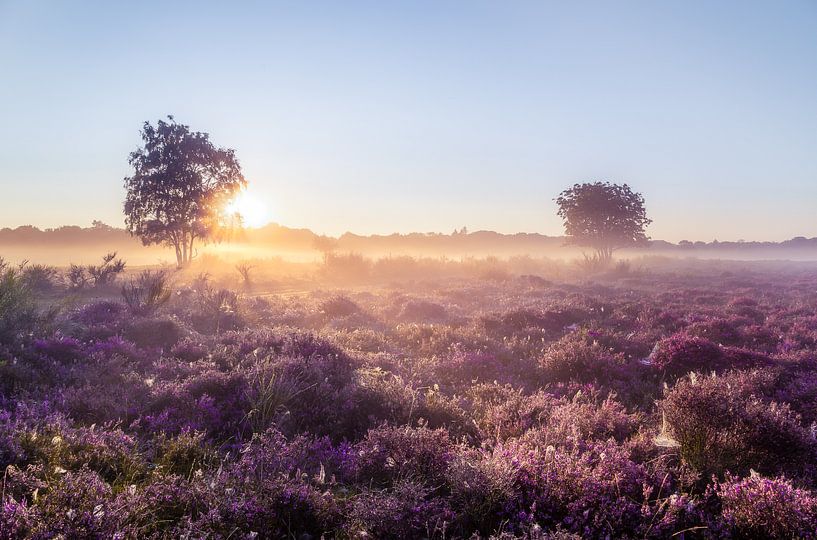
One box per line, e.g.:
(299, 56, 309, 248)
(3, 259, 817, 539)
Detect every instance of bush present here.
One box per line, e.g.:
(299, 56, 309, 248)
(123, 317, 182, 349)
(539, 333, 621, 383)
(320, 295, 360, 318)
(22, 264, 60, 292)
(345, 480, 454, 539)
(0, 262, 39, 345)
(66, 263, 89, 290)
(718, 473, 817, 539)
(648, 334, 724, 378)
(121, 270, 172, 316)
(87, 252, 126, 287)
(660, 371, 816, 479)
(354, 426, 454, 487)
(192, 287, 243, 334)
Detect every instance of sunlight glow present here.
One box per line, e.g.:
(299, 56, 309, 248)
(225, 189, 271, 228)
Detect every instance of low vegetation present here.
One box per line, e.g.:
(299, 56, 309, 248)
(2, 258, 817, 538)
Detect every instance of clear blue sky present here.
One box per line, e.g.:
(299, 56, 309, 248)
(1, 0, 816, 241)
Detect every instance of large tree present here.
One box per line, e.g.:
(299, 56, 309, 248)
(555, 181, 651, 264)
(124, 117, 246, 267)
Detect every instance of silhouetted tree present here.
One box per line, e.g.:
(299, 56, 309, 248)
(555, 181, 651, 264)
(124, 116, 246, 267)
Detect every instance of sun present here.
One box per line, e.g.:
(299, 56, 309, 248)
(225, 189, 271, 228)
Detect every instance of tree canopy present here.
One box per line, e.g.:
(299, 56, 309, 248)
(555, 181, 651, 263)
(124, 117, 246, 267)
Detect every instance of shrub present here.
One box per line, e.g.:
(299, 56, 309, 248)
(21, 264, 60, 292)
(321, 252, 371, 282)
(345, 480, 454, 539)
(539, 333, 621, 383)
(718, 473, 817, 539)
(648, 334, 724, 378)
(397, 299, 448, 323)
(660, 372, 816, 479)
(33, 335, 83, 364)
(87, 252, 126, 287)
(123, 317, 182, 349)
(0, 262, 38, 345)
(30, 468, 114, 538)
(354, 426, 454, 487)
(243, 358, 315, 434)
(235, 262, 254, 289)
(121, 270, 172, 316)
(320, 295, 360, 318)
(192, 287, 243, 334)
(66, 263, 89, 290)
(154, 430, 217, 478)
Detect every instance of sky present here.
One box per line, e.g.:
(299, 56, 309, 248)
(1, 1, 816, 242)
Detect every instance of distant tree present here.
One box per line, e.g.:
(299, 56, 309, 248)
(555, 181, 651, 264)
(313, 235, 339, 256)
(124, 116, 246, 268)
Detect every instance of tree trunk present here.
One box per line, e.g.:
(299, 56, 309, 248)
(173, 242, 183, 269)
(188, 236, 195, 264)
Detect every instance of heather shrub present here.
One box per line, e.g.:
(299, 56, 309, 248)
(33, 335, 83, 364)
(14, 422, 144, 484)
(7, 265, 817, 536)
(230, 341, 360, 438)
(345, 480, 454, 539)
(234, 428, 355, 489)
(243, 357, 317, 434)
(320, 295, 360, 318)
(489, 308, 574, 335)
(648, 334, 724, 378)
(466, 384, 558, 440)
(29, 468, 114, 538)
(59, 373, 151, 425)
(661, 372, 816, 479)
(0, 498, 34, 538)
(352, 367, 416, 426)
(354, 426, 454, 487)
(83, 335, 144, 365)
(717, 473, 817, 539)
(123, 316, 183, 349)
(397, 299, 448, 323)
(113, 474, 215, 537)
(144, 368, 250, 441)
(154, 430, 217, 478)
(539, 333, 622, 383)
(533, 392, 641, 449)
(483, 438, 686, 537)
(440, 349, 534, 390)
(447, 447, 518, 534)
(170, 337, 210, 362)
(71, 299, 125, 328)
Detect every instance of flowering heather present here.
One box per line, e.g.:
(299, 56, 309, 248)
(718, 473, 817, 538)
(3, 266, 817, 536)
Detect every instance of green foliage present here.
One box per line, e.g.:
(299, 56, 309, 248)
(556, 181, 651, 263)
(123, 116, 246, 267)
(0, 259, 38, 344)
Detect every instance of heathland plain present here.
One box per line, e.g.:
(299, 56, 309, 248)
(3, 255, 817, 538)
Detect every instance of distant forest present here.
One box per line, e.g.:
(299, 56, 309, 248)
(3, 222, 817, 261)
